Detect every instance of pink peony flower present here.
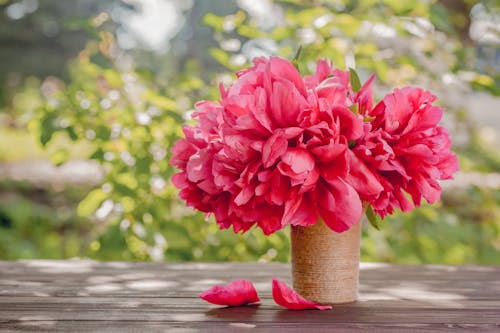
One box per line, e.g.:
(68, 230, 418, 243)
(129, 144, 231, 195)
(351, 87, 459, 218)
(272, 278, 332, 310)
(199, 279, 260, 307)
(171, 57, 370, 234)
(170, 56, 458, 233)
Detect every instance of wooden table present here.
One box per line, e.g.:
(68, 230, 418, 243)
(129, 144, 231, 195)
(0, 260, 499, 332)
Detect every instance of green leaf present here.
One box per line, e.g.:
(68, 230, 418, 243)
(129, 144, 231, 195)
(272, 26, 292, 41)
(142, 90, 177, 110)
(113, 182, 137, 197)
(40, 131, 53, 147)
(373, 60, 389, 83)
(209, 48, 230, 67)
(89, 53, 112, 69)
(50, 148, 70, 166)
(349, 68, 361, 92)
(335, 14, 361, 37)
(77, 189, 108, 217)
(366, 205, 381, 230)
(103, 69, 124, 88)
(40, 113, 57, 147)
(237, 25, 264, 38)
(89, 148, 104, 161)
(470, 74, 500, 96)
(292, 45, 302, 71)
(119, 196, 136, 213)
(430, 4, 453, 33)
(66, 127, 78, 141)
(203, 13, 225, 32)
(349, 104, 358, 115)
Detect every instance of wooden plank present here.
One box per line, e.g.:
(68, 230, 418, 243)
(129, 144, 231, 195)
(1, 321, 500, 332)
(1, 321, 499, 333)
(1, 296, 499, 309)
(0, 260, 499, 332)
(5, 304, 500, 326)
(0, 305, 499, 324)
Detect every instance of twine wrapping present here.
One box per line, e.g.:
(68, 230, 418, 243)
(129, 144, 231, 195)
(291, 220, 361, 304)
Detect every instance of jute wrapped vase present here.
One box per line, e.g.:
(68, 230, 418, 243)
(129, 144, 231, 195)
(291, 220, 362, 304)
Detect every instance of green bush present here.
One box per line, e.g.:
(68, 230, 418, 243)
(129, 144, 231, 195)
(1, 0, 498, 264)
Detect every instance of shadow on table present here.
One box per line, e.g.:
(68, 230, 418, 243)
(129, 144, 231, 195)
(205, 304, 260, 321)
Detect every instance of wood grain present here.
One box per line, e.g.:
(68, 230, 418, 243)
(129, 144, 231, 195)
(0, 260, 499, 332)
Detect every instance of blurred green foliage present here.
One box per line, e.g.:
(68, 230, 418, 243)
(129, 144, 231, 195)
(19, 27, 289, 262)
(0, 180, 91, 259)
(0, 0, 499, 264)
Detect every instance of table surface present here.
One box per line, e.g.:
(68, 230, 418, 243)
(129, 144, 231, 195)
(0, 260, 499, 332)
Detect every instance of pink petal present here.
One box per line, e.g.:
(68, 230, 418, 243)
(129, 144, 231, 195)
(269, 80, 307, 127)
(332, 106, 364, 141)
(186, 150, 212, 183)
(346, 151, 384, 201)
(268, 57, 307, 97)
(171, 172, 188, 189)
(281, 190, 302, 226)
(252, 87, 273, 132)
(255, 182, 270, 196)
(272, 279, 332, 310)
(355, 73, 375, 116)
(234, 185, 255, 206)
(317, 179, 362, 233)
(170, 138, 197, 169)
(438, 151, 459, 179)
(413, 173, 442, 204)
(281, 148, 315, 174)
(310, 139, 346, 163)
(304, 59, 333, 89)
(258, 216, 283, 235)
(394, 187, 415, 212)
(282, 127, 304, 139)
(222, 95, 253, 116)
(282, 192, 317, 227)
(262, 132, 288, 168)
(199, 279, 260, 307)
(320, 149, 349, 181)
(270, 172, 289, 205)
(219, 82, 228, 98)
(403, 104, 443, 136)
(222, 131, 259, 162)
(381, 89, 412, 134)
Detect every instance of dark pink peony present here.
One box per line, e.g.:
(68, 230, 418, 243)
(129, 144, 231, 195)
(350, 87, 459, 218)
(171, 57, 370, 234)
(171, 56, 458, 233)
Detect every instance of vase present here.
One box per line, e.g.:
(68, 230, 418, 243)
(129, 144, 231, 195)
(291, 220, 361, 304)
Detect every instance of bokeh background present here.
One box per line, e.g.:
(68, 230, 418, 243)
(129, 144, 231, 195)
(0, 0, 498, 264)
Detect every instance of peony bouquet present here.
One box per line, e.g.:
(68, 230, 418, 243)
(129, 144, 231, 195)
(170, 57, 459, 236)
